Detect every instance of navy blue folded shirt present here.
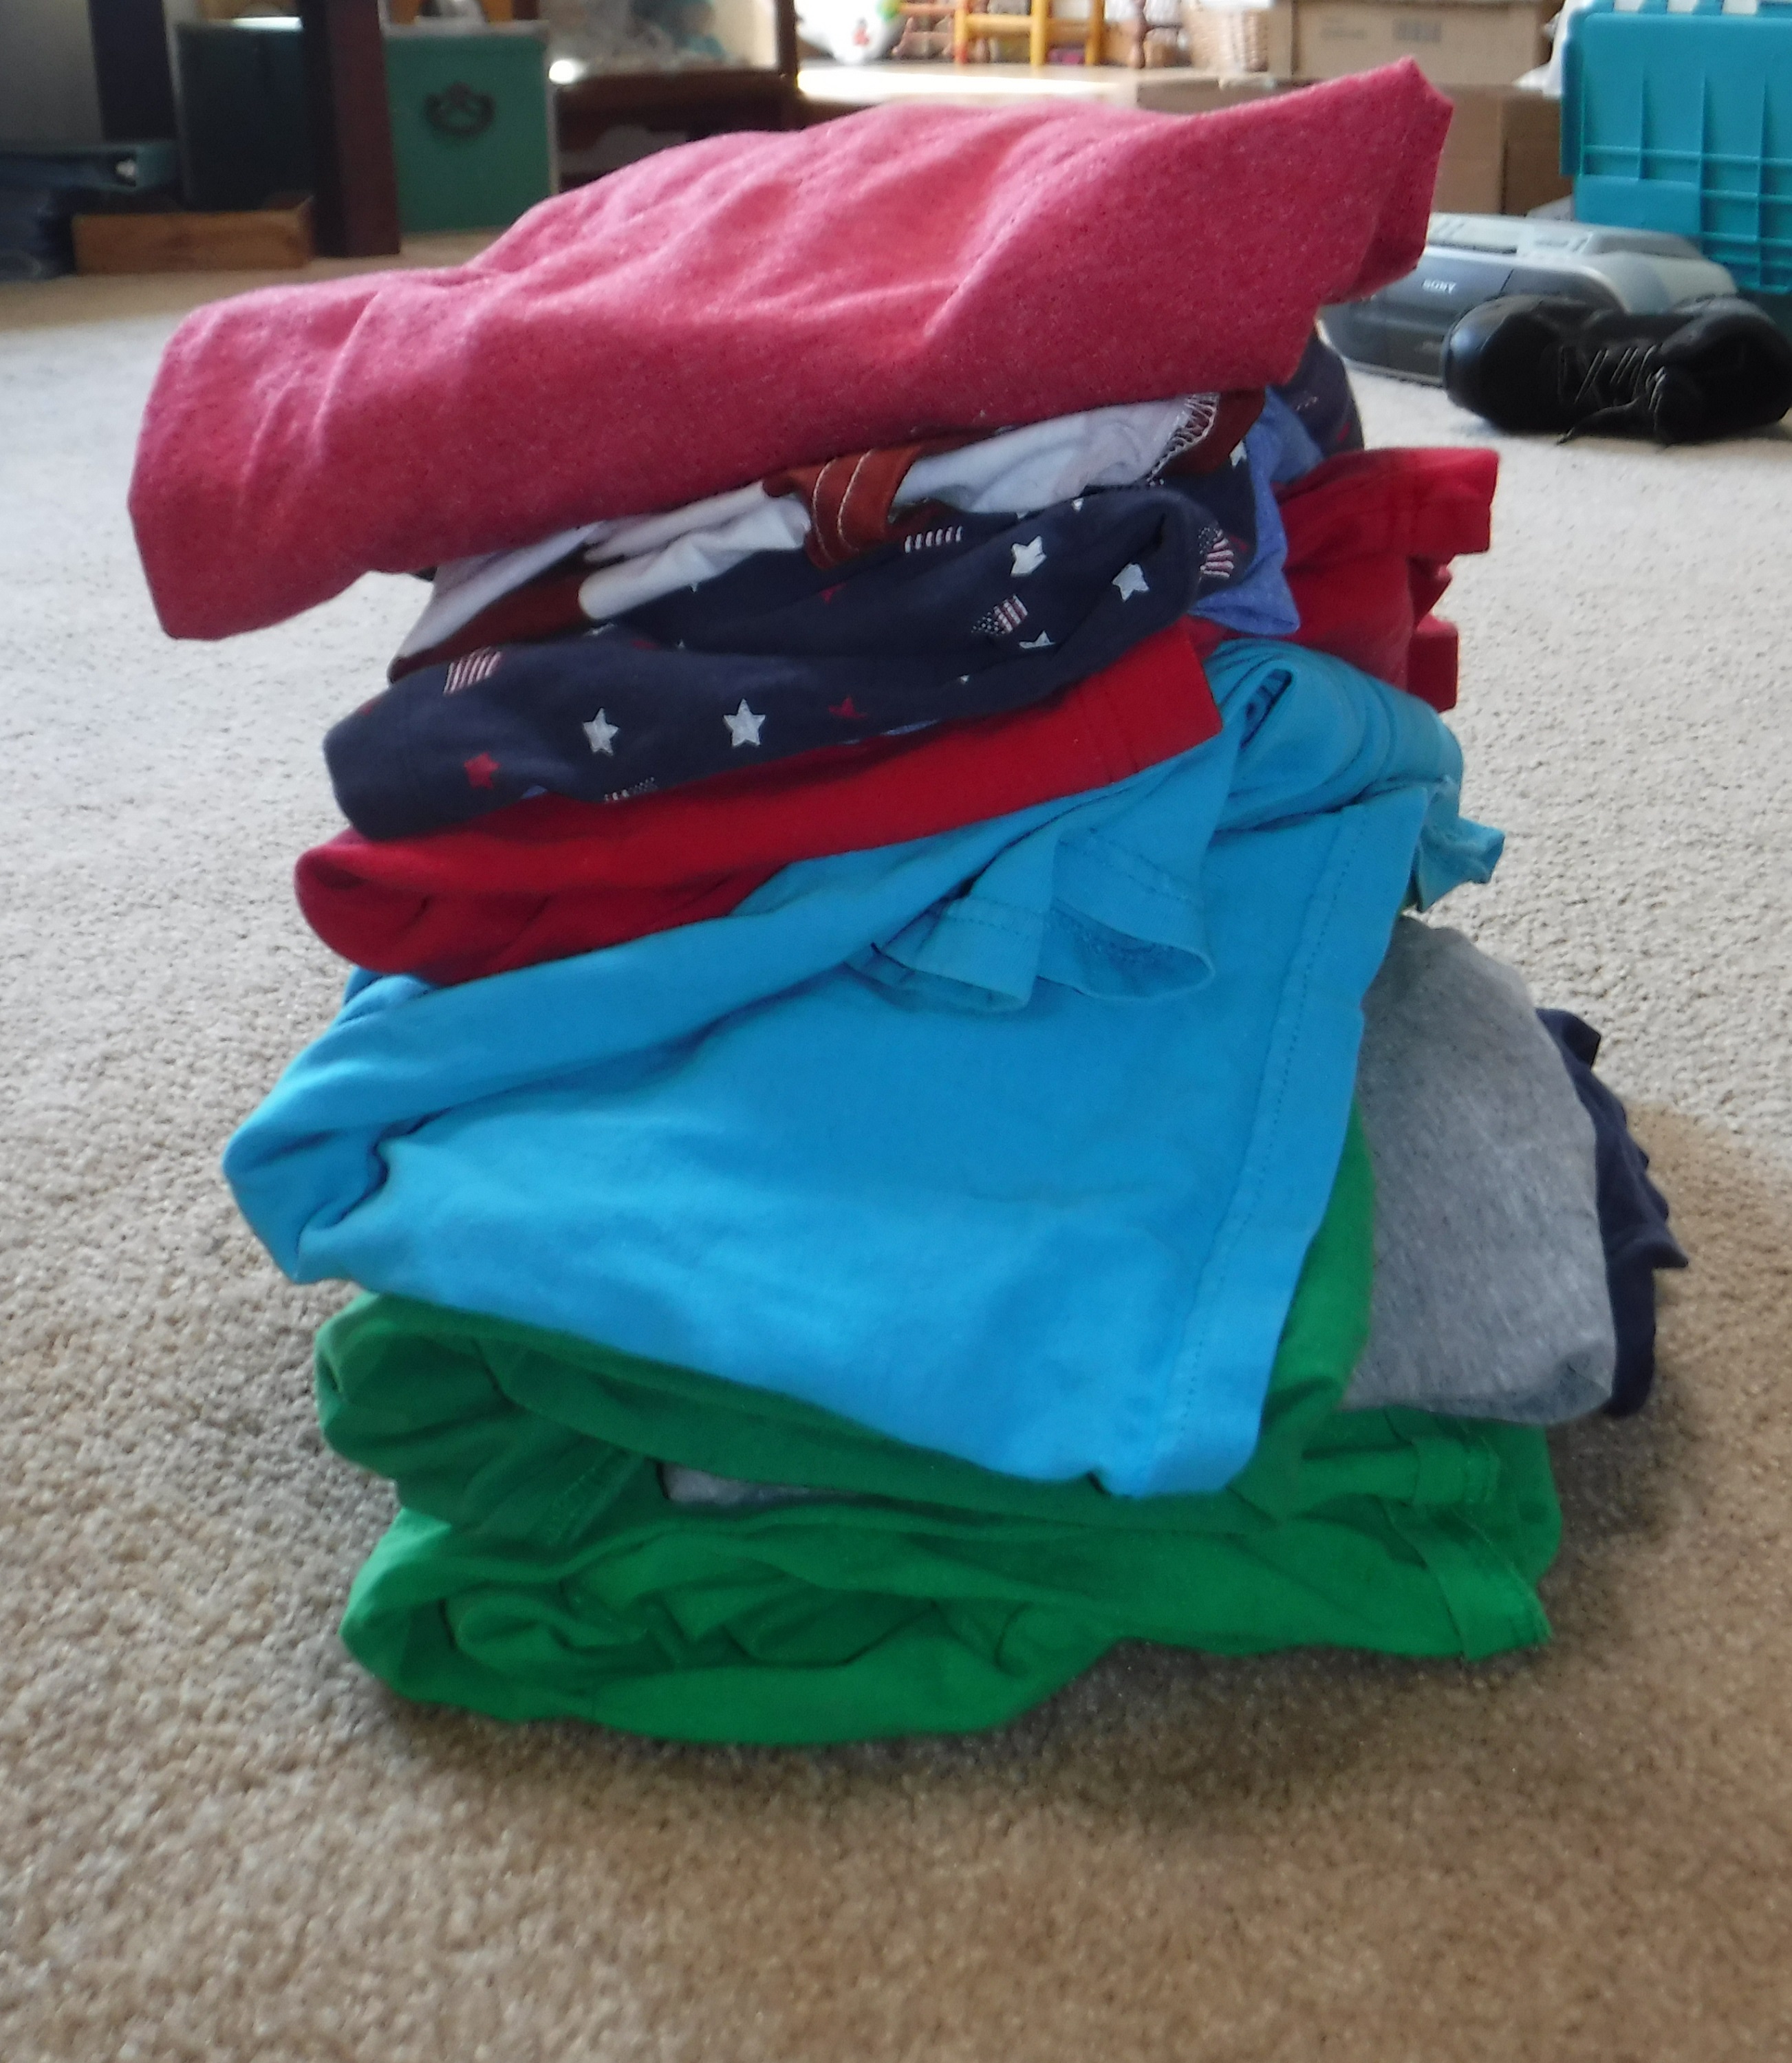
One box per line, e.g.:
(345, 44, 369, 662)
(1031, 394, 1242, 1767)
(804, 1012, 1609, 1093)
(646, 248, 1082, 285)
(1277, 330, 1365, 462)
(1537, 1008, 1690, 1417)
(325, 476, 1254, 841)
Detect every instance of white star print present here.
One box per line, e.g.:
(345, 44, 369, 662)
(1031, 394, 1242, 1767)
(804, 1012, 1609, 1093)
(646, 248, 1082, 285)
(582, 710, 618, 755)
(1011, 537, 1046, 577)
(724, 699, 766, 748)
(1072, 497, 1085, 511)
(1018, 633, 1054, 650)
(1229, 442, 1249, 467)
(1112, 563, 1149, 600)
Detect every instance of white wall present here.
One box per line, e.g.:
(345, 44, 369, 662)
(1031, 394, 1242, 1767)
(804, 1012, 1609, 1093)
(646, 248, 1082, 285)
(0, 0, 105, 142)
(710, 0, 778, 66)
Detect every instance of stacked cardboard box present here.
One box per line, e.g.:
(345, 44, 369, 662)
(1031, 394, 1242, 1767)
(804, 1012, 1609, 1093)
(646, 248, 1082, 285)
(1136, 71, 1569, 217)
(1167, 0, 1548, 87)
(1294, 0, 1548, 87)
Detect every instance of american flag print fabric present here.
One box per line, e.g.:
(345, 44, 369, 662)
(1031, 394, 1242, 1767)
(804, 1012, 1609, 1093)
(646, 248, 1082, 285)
(325, 473, 1257, 841)
(904, 526, 965, 554)
(972, 596, 1029, 638)
(444, 648, 504, 695)
(1198, 528, 1238, 583)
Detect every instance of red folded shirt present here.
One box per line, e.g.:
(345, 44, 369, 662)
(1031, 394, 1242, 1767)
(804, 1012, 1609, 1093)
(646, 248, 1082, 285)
(131, 67, 1449, 640)
(296, 618, 1224, 986)
(1271, 443, 1500, 713)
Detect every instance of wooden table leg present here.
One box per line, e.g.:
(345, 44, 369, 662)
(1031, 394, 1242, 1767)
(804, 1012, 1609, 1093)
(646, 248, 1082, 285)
(86, 0, 177, 143)
(775, 0, 799, 83)
(298, 0, 402, 258)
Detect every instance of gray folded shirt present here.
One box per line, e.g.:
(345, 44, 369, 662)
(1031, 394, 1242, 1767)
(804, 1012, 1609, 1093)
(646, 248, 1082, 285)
(1343, 917, 1615, 1424)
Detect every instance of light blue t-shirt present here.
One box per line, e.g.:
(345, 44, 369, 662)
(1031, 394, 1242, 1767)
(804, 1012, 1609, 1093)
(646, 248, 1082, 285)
(226, 641, 1499, 1498)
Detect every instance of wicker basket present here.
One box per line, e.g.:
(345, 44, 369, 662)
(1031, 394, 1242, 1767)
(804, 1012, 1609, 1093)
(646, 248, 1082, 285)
(1180, 1, 1269, 72)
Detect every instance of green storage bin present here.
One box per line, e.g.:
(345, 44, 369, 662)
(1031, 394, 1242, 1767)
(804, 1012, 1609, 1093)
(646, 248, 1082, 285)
(383, 26, 554, 235)
(176, 21, 553, 234)
(176, 21, 311, 212)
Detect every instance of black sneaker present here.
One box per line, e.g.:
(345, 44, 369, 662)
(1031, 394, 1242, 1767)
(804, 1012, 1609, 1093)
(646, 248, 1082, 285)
(1442, 293, 1792, 443)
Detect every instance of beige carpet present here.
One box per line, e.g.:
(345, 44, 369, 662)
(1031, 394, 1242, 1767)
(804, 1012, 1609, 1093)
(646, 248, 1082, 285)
(4, 252, 1791, 2062)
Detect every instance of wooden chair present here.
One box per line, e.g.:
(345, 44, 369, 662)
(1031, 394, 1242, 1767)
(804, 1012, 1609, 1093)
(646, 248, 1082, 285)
(951, 0, 1106, 67)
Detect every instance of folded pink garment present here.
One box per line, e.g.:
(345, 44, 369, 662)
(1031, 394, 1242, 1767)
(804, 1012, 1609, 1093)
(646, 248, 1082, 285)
(131, 65, 1449, 640)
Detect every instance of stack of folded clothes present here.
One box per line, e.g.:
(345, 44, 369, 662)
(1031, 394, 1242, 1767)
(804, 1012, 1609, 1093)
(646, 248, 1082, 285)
(130, 63, 1686, 1746)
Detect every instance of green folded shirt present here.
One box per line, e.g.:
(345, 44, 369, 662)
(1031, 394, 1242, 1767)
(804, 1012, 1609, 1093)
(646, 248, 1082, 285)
(315, 1115, 1560, 1745)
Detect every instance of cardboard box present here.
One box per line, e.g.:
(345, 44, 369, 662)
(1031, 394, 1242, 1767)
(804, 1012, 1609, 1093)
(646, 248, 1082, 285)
(72, 195, 314, 274)
(1295, 1, 1548, 89)
(1137, 75, 1569, 216)
(1132, 70, 1286, 112)
(1431, 85, 1570, 215)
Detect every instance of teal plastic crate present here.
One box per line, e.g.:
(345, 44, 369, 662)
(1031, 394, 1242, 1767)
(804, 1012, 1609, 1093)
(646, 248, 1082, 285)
(1562, 0, 1792, 292)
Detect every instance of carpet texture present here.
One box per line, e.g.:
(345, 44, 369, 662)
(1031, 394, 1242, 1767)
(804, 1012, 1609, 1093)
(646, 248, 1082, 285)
(3, 254, 1790, 2061)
